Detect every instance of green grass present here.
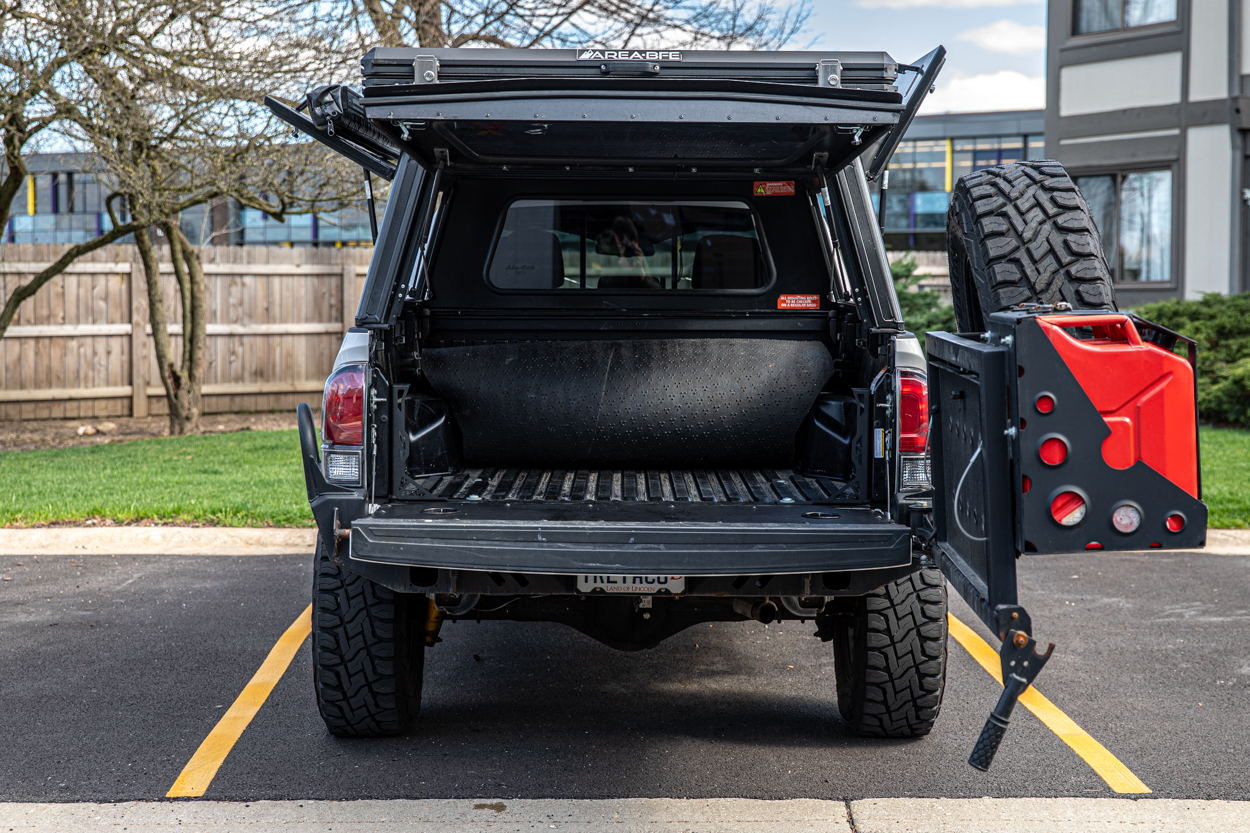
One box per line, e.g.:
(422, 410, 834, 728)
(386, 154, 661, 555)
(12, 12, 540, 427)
(0, 429, 314, 527)
(1, 425, 1248, 528)
(1200, 427, 1250, 528)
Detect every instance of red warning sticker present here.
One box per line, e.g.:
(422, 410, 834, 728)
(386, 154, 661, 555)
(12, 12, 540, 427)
(778, 294, 820, 310)
(753, 180, 795, 196)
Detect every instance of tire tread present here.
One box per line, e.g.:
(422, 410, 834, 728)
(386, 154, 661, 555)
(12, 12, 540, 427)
(835, 568, 948, 738)
(311, 539, 421, 737)
(947, 160, 1115, 331)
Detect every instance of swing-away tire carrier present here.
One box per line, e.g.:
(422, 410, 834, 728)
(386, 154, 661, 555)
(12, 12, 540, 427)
(926, 308, 1207, 770)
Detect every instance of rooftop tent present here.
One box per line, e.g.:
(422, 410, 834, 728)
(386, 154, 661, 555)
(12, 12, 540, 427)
(356, 48, 909, 172)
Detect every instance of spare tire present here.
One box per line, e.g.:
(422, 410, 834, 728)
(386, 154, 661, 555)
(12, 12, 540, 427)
(946, 160, 1116, 332)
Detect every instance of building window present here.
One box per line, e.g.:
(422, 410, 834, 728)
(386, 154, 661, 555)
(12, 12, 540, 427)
(1075, 170, 1171, 282)
(1074, 0, 1176, 35)
(239, 206, 374, 247)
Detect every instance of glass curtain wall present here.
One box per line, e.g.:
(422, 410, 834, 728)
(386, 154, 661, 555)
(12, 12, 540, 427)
(4, 172, 377, 247)
(875, 133, 1044, 248)
(6, 173, 122, 244)
(239, 206, 374, 246)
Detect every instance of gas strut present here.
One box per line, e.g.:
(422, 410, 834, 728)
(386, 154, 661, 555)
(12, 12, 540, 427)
(968, 604, 1055, 771)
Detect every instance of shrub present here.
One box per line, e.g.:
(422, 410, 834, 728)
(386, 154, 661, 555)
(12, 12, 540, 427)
(890, 255, 957, 351)
(1135, 293, 1250, 427)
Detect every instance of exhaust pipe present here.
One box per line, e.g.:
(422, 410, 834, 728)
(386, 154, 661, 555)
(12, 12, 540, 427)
(733, 597, 778, 624)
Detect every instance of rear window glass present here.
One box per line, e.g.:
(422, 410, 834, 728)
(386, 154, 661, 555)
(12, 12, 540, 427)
(486, 200, 767, 291)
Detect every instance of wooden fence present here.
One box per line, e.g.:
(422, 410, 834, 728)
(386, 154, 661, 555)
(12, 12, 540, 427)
(0, 244, 372, 421)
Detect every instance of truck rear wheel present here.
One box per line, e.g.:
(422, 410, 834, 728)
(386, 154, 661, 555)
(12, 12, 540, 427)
(947, 160, 1116, 332)
(832, 568, 947, 737)
(312, 537, 424, 737)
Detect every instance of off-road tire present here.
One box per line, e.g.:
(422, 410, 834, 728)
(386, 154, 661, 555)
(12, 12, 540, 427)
(947, 160, 1116, 333)
(311, 537, 424, 737)
(832, 568, 947, 737)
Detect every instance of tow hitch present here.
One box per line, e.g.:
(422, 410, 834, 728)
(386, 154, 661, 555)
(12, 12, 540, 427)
(968, 605, 1054, 771)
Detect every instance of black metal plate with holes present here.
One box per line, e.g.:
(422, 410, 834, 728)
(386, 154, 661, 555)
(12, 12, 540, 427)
(348, 501, 910, 576)
(999, 313, 1207, 552)
(926, 330, 1017, 632)
(927, 312, 1209, 635)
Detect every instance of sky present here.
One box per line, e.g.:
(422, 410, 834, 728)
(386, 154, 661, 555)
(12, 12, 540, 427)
(801, 0, 1047, 114)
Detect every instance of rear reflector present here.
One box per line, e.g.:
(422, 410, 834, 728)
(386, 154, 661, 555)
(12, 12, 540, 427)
(1039, 436, 1068, 466)
(1112, 504, 1142, 534)
(324, 364, 366, 446)
(1051, 491, 1086, 526)
(899, 372, 929, 454)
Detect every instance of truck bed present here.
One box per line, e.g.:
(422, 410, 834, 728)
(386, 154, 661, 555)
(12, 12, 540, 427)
(418, 467, 858, 504)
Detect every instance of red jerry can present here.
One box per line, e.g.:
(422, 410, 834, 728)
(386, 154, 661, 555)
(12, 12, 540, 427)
(1034, 314, 1198, 499)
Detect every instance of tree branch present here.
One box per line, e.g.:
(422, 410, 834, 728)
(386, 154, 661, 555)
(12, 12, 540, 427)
(0, 220, 144, 338)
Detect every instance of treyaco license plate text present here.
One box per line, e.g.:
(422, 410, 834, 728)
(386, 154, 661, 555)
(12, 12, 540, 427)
(577, 575, 686, 594)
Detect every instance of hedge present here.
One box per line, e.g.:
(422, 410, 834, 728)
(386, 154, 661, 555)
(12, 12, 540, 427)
(891, 256, 957, 351)
(1135, 294, 1250, 428)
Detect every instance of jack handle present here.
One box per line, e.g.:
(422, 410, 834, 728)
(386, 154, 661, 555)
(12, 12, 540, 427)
(968, 605, 1055, 772)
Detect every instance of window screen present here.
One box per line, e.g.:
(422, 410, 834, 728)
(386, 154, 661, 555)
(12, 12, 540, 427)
(487, 200, 767, 291)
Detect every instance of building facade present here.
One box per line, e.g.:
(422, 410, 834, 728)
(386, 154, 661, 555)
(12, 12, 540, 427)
(16, 123, 1050, 253)
(876, 110, 1047, 252)
(1046, 0, 1246, 303)
(5, 153, 375, 247)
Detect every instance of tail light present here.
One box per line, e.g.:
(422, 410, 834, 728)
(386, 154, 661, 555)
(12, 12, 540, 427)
(324, 364, 366, 445)
(899, 372, 929, 453)
(899, 370, 931, 491)
(322, 364, 366, 485)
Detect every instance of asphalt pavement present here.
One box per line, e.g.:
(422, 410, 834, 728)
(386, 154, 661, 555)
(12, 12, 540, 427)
(0, 545, 1247, 804)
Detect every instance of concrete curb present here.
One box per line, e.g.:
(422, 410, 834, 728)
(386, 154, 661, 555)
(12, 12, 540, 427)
(0, 527, 317, 556)
(2, 526, 1249, 557)
(1, 798, 1249, 832)
(850, 797, 1250, 831)
(0, 799, 845, 832)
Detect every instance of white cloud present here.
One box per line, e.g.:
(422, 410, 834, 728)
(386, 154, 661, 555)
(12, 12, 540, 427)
(859, 0, 1039, 8)
(921, 70, 1045, 113)
(960, 20, 1046, 53)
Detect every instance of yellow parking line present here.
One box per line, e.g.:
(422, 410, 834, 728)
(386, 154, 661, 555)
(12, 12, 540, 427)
(167, 604, 312, 798)
(947, 613, 1150, 794)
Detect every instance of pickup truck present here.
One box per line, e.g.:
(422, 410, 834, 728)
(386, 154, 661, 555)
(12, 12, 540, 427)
(271, 45, 1206, 768)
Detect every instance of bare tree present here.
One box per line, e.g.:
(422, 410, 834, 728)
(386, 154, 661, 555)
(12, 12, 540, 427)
(2, 0, 360, 433)
(351, 0, 810, 50)
(61, 0, 362, 433)
(0, 0, 149, 335)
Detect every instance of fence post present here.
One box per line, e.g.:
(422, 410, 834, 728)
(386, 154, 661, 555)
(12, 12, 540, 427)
(130, 254, 148, 418)
(341, 262, 356, 336)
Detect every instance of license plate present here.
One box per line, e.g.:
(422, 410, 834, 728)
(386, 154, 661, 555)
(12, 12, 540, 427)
(576, 575, 685, 594)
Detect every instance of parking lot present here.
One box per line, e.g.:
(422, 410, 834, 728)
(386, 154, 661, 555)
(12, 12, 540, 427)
(1, 540, 1247, 809)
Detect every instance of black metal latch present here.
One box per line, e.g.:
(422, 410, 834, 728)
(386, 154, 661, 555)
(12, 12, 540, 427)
(968, 604, 1055, 771)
